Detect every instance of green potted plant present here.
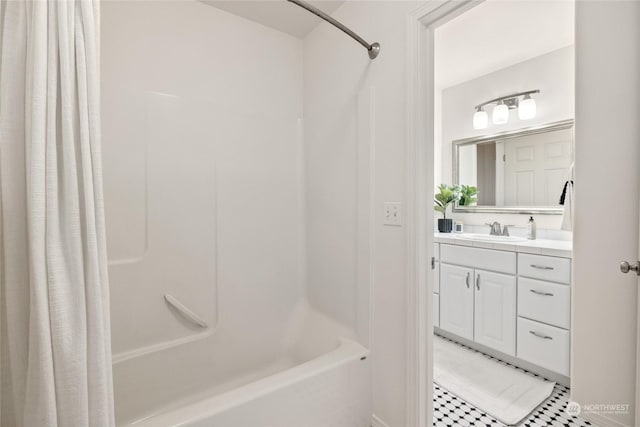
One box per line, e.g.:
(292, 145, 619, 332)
(434, 184, 460, 233)
(458, 185, 478, 206)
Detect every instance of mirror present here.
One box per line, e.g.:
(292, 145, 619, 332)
(453, 120, 573, 214)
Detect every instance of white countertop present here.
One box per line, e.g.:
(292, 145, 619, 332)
(434, 232, 572, 258)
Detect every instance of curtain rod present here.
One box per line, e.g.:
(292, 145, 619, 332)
(286, 0, 380, 60)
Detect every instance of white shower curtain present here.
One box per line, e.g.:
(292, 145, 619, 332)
(0, 1, 115, 426)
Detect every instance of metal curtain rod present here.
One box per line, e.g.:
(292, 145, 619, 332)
(286, 0, 380, 59)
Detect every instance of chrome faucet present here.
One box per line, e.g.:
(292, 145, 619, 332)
(502, 224, 514, 236)
(486, 221, 502, 235)
(485, 221, 513, 236)
(485, 221, 515, 236)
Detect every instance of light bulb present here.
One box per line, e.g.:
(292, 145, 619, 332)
(492, 102, 509, 125)
(518, 94, 536, 120)
(473, 108, 488, 129)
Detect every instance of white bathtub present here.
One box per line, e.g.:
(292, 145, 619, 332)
(114, 305, 372, 427)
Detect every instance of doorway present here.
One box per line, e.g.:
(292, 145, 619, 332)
(408, 2, 640, 427)
(431, 2, 579, 425)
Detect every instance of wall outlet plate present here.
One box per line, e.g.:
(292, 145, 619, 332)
(383, 202, 402, 226)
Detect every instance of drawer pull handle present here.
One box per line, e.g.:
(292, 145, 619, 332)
(465, 272, 470, 288)
(530, 289, 554, 297)
(529, 330, 553, 340)
(476, 274, 480, 291)
(530, 264, 554, 270)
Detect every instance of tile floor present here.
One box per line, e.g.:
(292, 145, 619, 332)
(433, 335, 594, 427)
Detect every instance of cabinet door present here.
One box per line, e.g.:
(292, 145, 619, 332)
(474, 269, 516, 356)
(440, 264, 474, 340)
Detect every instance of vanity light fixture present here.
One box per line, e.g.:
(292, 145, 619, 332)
(472, 106, 488, 130)
(473, 90, 540, 128)
(492, 100, 509, 125)
(518, 93, 537, 120)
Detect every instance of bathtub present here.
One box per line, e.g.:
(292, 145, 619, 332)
(114, 305, 372, 427)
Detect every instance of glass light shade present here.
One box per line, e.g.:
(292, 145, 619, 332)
(473, 109, 488, 129)
(492, 103, 509, 124)
(518, 96, 537, 120)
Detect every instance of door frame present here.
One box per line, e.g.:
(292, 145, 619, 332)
(408, 3, 640, 427)
(405, 1, 483, 426)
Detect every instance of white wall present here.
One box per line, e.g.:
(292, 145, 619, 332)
(439, 46, 574, 229)
(303, 2, 421, 425)
(434, 0, 575, 90)
(102, 1, 305, 359)
(572, 1, 640, 426)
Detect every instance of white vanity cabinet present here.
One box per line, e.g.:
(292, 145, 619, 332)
(434, 236, 573, 379)
(516, 253, 571, 376)
(439, 244, 517, 356)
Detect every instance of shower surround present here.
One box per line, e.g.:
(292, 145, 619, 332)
(101, 1, 373, 425)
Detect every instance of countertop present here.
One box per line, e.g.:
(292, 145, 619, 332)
(434, 232, 572, 258)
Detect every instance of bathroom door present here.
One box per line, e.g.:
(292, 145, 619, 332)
(636, 207, 640, 426)
(572, 2, 640, 426)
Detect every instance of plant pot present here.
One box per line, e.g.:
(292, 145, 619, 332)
(438, 218, 453, 233)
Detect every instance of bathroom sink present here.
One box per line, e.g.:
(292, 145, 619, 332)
(454, 233, 527, 243)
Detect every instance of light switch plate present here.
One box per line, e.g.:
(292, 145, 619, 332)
(383, 202, 402, 226)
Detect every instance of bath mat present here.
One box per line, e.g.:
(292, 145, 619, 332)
(433, 336, 555, 425)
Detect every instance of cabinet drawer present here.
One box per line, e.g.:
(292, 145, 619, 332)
(518, 254, 571, 284)
(518, 278, 570, 329)
(434, 243, 440, 261)
(433, 293, 440, 327)
(517, 317, 570, 376)
(441, 244, 516, 274)
(433, 262, 440, 293)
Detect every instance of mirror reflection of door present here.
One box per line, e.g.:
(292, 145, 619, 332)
(453, 121, 573, 210)
(503, 128, 573, 206)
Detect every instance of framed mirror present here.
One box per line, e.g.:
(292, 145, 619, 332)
(452, 120, 573, 214)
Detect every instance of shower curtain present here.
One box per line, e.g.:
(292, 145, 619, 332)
(0, 1, 115, 426)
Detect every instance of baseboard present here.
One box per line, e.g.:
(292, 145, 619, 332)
(579, 411, 630, 427)
(371, 414, 390, 427)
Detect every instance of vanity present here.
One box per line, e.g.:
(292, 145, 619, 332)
(433, 233, 572, 383)
(421, 22, 583, 426)
(433, 106, 575, 383)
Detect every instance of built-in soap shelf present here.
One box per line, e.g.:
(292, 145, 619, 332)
(164, 294, 209, 329)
